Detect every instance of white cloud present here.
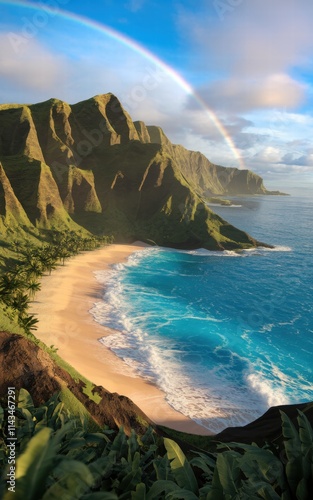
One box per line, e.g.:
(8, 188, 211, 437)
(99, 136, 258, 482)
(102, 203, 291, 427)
(190, 74, 306, 113)
(179, 0, 313, 118)
(253, 146, 282, 164)
(281, 151, 313, 167)
(180, 0, 313, 77)
(0, 34, 67, 94)
(174, 1, 313, 189)
(0, 2, 312, 191)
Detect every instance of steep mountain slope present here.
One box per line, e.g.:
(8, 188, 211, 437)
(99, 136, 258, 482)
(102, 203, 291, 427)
(0, 162, 32, 230)
(0, 94, 271, 250)
(0, 331, 151, 435)
(134, 121, 273, 196)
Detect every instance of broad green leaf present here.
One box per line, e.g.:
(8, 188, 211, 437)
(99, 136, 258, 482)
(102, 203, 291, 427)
(244, 481, 282, 500)
(166, 489, 200, 499)
(128, 429, 139, 462)
(191, 451, 216, 470)
(239, 449, 284, 488)
(190, 451, 216, 479)
(217, 441, 262, 453)
(85, 432, 110, 444)
(81, 447, 101, 464)
(164, 438, 198, 494)
(295, 477, 309, 500)
(280, 491, 292, 500)
(34, 408, 48, 433)
(18, 389, 34, 410)
(50, 401, 67, 428)
(18, 408, 35, 437)
(146, 479, 183, 499)
(53, 422, 77, 448)
(81, 493, 118, 499)
(190, 457, 214, 479)
(14, 427, 56, 500)
(46, 393, 62, 420)
(280, 411, 302, 461)
(153, 455, 170, 480)
(297, 410, 313, 460)
(214, 452, 240, 498)
(41, 459, 94, 499)
(61, 436, 87, 451)
(280, 411, 303, 495)
(33, 405, 48, 424)
(89, 455, 116, 485)
(140, 426, 155, 446)
(131, 482, 147, 499)
(140, 444, 158, 471)
(111, 427, 128, 459)
(118, 452, 142, 493)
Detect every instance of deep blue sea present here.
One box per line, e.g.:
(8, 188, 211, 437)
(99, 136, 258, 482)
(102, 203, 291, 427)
(91, 196, 313, 433)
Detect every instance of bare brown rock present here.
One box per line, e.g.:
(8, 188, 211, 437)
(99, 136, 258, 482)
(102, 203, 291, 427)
(0, 331, 152, 435)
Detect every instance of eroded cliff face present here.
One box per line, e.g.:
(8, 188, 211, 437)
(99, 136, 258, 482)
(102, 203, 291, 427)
(0, 331, 151, 435)
(134, 121, 269, 196)
(0, 94, 268, 250)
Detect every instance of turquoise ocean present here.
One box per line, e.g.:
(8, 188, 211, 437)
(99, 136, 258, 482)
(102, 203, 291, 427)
(91, 196, 313, 433)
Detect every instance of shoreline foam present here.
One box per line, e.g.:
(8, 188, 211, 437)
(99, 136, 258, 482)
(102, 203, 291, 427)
(30, 243, 212, 436)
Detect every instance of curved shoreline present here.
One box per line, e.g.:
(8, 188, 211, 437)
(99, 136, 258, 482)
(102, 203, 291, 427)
(30, 243, 212, 436)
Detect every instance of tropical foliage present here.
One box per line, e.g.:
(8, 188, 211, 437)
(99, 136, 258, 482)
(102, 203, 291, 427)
(0, 390, 312, 499)
(0, 231, 113, 335)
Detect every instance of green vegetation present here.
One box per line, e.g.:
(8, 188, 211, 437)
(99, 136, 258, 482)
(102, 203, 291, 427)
(0, 93, 292, 497)
(0, 230, 113, 335)
(1, 389, 312, 498)
(0, 95, 269, 250)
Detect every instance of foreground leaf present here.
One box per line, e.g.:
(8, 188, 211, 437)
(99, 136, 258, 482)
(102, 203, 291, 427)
(11, 427, 56, 500)
(164, 438, 198, 494)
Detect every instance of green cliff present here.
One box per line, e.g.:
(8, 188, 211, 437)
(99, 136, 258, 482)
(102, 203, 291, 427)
(0, 94, 271, 250)
(134, 121, 281, 197)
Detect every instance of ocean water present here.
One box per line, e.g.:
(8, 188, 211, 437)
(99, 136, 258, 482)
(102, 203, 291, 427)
(91, 196, 313, 433)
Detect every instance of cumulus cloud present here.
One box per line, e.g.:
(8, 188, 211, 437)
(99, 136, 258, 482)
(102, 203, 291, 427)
(179, 0, 313, 76)
(253, 146, 282, 164)
(281, 151, 313, 167)
(189, 74, 306, 113)
(0, 34, 67, 96)
(179, 0, 313, 114)
(176, 1, 313, 187)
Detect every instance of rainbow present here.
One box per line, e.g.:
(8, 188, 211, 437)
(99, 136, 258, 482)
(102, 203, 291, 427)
(0, 0, 244, 168)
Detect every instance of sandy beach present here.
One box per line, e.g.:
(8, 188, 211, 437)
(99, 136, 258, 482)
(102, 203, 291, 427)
(30, 243, 211, 435)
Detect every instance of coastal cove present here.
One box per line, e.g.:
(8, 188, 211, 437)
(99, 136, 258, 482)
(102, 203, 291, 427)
(90, 195, 313, 433)
(30, 195, 313, 435)
(30, 243, 211, 435)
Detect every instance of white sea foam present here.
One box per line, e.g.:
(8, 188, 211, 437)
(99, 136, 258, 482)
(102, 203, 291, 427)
(207, 203, 242, 208)
(246, 372, 289, 408)
(92, 262, 268, 432)
(184, 245, 292, 259)
(186, 248, 241, 257)
(240, 245, 292, 256)
(89, 240, 310, 433)
(95, 316, 276, 433)
(268, 245, 292, 252)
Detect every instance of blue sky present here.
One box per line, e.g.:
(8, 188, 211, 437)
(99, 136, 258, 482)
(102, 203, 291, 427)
(0, 0, 313, 194)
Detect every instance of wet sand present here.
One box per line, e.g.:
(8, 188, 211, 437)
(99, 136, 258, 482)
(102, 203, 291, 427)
(31, 243, 211, 435)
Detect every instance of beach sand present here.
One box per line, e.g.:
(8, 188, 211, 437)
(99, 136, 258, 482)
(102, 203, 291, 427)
(30, 243, 211, 435)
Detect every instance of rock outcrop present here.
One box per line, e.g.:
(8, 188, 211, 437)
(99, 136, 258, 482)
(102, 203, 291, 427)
(0, 331, 151, 435)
